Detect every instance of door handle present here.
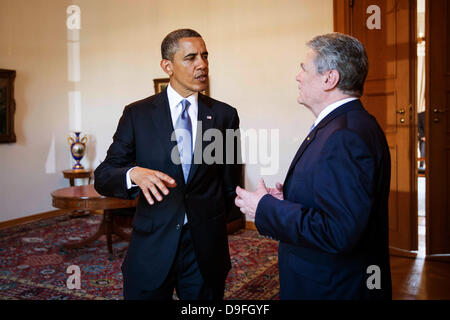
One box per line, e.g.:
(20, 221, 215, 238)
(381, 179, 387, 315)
(397, 108, 406, 124)
(433, 107, 448, 123)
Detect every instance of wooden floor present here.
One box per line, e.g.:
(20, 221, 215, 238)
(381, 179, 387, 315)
(390, 215, 450, 300)
(391, 255, 450, 299)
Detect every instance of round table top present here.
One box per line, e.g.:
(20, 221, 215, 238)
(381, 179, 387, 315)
(62, 169, 93, 178)
(51, 184, 137, 210)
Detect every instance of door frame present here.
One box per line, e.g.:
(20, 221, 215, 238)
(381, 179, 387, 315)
(424, 0, 450, 262)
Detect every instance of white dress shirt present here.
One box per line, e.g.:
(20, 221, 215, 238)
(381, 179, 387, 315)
(166, 83, 198, 144)
(313, 97, 358, 129)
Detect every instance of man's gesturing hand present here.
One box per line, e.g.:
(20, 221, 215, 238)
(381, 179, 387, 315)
(129, 167, 177, 205)
(234, 179, 269, 219)
(268, 182, 284, 200)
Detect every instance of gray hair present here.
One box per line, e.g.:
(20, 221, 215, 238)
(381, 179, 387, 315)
(307, 33, 368, 97)
(161, 29, 202, 61)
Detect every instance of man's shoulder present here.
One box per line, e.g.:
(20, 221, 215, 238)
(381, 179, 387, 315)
(199, 93, 237, 117)
(327, 100, 378, 132)
(345, 104, 381, 132)
(123, 92, 164, 113)
(324, 103, 387, 153)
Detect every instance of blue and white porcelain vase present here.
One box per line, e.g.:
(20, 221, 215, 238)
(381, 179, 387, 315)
(67, 131, 88, 170)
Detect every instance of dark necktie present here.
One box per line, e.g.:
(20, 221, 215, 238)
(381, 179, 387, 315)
(175, 99, 192, 183)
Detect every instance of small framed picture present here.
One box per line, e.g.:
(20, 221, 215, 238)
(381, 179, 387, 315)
(153, 77, 210, 96)
(153, 78, 169, 94)
(0, 69, 16, 143)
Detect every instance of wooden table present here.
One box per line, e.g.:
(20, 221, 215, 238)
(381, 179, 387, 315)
(62, 169, 93, 186)
(62, 169, 94, 218)
(51, 184, 137, 259)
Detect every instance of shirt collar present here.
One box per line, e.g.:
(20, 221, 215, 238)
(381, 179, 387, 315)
(167, 83, 198, 110)
(314, 97, 358, 128)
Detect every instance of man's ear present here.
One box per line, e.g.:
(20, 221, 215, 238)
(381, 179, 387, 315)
(323, 69, 340, 91)
(160, 59, 173, 77)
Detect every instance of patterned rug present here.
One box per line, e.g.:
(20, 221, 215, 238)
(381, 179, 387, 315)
(0, 213, 279, 300)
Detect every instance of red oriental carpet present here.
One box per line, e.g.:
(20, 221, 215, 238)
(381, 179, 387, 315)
(0, 213, 279, 300)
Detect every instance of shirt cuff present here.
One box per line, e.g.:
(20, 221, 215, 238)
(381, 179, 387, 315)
(126, 166, 138, 189)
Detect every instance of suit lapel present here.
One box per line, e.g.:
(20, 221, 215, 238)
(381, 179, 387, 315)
(284, 100, 364, 183)
(186, 93, 216, 185)
(284, 127, 318, 183)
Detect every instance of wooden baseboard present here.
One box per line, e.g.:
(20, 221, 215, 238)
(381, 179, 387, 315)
(245, 220, 257, 230)
(0, 209, 70, 230)
(389, 247, 450, 263)
(425, 254, 450, 263)
(0, 209, 245, 233)
(227, 215, 245, 234)
(389, 247, 418, 259)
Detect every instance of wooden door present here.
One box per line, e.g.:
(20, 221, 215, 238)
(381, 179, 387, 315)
(426, 0, 450, 258)
(334, 0, 418, 253)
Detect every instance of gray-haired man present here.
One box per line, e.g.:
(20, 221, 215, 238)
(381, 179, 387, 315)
(235, 33, 392, 300)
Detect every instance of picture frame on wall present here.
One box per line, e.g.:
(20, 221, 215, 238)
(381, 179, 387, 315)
(153, 77, 209, 96)
(0, 69, 16, 143)
(153, 78, 169, 94)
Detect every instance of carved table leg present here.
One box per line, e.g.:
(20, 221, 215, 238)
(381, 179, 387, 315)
(63, 209, 131, 260)
(63, 214, 107, 249)
(105, 210, 114, 259)
(69, 210, 91, 219)
(113, 220, 131, 241)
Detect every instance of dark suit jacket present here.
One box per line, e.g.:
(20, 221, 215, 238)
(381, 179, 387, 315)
(255, 100, 392, 300)
(94, 88, 240, 294)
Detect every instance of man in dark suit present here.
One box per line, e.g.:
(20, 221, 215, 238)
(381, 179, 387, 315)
(235, 33, 392, 300)
(94, 29, 240, 300)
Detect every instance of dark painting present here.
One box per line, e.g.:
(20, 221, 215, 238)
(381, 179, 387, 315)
(0, 69, 16, 143)
(0, 87, 7, 134)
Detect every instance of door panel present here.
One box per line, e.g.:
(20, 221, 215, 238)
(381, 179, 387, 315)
(426, 0, 450, 257)
(334, 0, 417, 251)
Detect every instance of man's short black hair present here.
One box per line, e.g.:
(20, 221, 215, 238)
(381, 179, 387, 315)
(161, 29, 202, 61)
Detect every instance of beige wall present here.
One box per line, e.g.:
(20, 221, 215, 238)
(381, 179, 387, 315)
(0, 0, 333, 223)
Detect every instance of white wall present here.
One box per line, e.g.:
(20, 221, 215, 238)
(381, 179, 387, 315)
(0, 0, 333, 223)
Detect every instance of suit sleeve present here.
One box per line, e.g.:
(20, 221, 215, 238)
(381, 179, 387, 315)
(255, 130, 376, 254)
(222, 108, 242, 217)
(94, 106, 138, 199)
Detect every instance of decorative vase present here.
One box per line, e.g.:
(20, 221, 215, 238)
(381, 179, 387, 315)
(68, 131, 88, 171)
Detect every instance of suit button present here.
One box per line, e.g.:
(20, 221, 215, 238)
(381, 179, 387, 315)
(176, 224, 181, 231)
